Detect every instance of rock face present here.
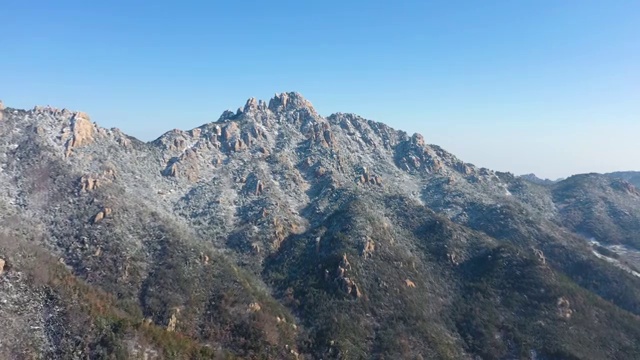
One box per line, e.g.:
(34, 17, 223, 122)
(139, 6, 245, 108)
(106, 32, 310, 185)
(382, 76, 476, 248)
(65, 112, 94, 157)
(268, 92, 315, 113)
(361, 237, 375, 258)
(334, 254, 361, 298)
(166, 310, 179, 332)
(2, 92, 640, 359)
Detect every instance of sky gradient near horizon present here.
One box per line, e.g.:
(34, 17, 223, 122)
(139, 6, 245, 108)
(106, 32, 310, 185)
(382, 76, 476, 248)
(2, 1, 639, 179)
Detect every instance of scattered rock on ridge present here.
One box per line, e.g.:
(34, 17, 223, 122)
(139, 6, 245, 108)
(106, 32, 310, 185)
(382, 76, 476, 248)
(248, 302, 262, 312)
(557, 297, 573, 319)
(93, 207, 112, 224)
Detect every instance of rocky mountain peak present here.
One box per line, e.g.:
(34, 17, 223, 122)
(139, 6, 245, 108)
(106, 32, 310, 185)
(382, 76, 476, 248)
(242, 97, 268, 113)
(146, 91, 493, 189)
(267, 91, 315, 113)
(216, 92, 316, 122)
(30, 105, 75, 118)
(3, 92, 640, 359)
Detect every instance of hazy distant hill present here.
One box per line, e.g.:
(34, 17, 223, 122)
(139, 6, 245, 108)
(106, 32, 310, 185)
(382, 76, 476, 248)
(606, 171, 640, 189)
(519, 173, 559, 185)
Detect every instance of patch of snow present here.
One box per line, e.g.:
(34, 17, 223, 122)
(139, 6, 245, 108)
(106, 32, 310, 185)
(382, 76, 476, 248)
(589, 239, 640, 278)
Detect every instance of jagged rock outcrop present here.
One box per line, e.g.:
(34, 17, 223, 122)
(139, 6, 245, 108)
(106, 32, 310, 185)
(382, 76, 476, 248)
(80, 175, 100, 192)
(200, 252, 210, 265)
(334, 254, 361, 298)
(395, 135, 453, 174)
(361, 237, 375, 258)
(222, 122, 239, 141)
(307, 122, 334, 148)
(557, 297, 573, 319)
(268, 92, 315, 113)
(357, 168, 383, 186)
(533, 248, 546, 264)
(64, 112, 94, 157)
(79, 167, 117, 192)
(338, 276, 361, 298)
(166, 309, 180, 332)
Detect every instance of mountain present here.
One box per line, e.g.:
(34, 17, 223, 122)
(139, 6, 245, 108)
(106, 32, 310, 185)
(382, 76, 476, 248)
(2, 93, 640, 359)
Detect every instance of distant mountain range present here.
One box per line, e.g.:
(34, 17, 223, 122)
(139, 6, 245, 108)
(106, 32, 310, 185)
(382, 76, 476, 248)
(521, 171, 640, 188)
(2, 93, 640, 359)
(518, 173, 561, 185)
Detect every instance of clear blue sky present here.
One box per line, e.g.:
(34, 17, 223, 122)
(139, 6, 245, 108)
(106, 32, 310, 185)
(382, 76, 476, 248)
(2, 1, 639, 179)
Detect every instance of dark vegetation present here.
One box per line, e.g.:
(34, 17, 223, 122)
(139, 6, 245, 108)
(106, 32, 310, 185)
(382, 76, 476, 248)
(262, 194, 640, 359)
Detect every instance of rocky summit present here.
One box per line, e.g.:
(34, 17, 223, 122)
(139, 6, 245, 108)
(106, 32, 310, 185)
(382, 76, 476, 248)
(2, 93, 640, 359)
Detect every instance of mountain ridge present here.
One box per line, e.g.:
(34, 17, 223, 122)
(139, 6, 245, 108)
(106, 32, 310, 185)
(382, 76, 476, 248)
(2, 93, 640, 359)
